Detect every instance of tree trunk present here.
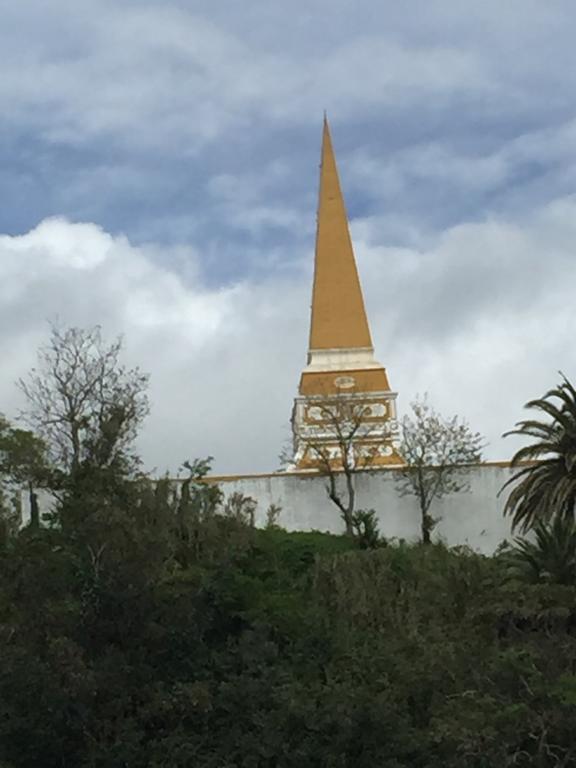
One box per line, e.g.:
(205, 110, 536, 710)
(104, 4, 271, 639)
(29, 484, 39, 529)
(421, 505, 431, 545)
(343, 514, 354, 537)
(326, 470, 355, 536)
(344, 467, 355, 536)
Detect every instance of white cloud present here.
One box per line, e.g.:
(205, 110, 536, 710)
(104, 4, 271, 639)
(355, 197, 576, 457)
(2, 203, 576, 475)
(0, 0, 516, 151)
(345, 116, 576, 215)
(3, 0, 576, 281)
(0, 217, 308, 474)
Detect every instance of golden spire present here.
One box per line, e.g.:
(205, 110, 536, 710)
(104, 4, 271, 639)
(308, 116, 373, 351)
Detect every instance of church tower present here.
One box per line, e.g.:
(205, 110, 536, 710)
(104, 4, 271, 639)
(291, 118, 402, 470)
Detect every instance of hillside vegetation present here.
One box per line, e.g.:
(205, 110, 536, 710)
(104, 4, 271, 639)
(1, 497, 576, 767)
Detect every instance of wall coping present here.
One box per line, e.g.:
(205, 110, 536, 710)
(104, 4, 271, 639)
(203, 460, 520, 483)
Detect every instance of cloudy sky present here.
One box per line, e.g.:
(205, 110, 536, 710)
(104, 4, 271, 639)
(1, 0, 576, 474)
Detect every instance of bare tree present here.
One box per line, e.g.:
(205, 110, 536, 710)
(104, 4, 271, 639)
(296, 395, 398, 535)
(396, 396, 484, 544)
(18, 324, 149, 480)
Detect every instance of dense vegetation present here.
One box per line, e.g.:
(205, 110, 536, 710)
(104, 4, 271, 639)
(1, 484, 576, 767)
(1, 325, 576, 766)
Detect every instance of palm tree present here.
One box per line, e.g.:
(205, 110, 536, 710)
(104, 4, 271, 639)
(502, 375, 576, 532)
(505, 516, 576, 585)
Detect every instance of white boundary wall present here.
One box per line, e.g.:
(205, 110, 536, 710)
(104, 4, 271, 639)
(212, 463, 517, 554)
(23, 464, 518, 555)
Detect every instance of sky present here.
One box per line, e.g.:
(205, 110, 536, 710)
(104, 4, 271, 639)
(2, 0, 576, 474)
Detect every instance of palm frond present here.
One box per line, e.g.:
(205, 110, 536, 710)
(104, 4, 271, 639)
(502, 375, 576, 532)
(506, 516, 576, 584)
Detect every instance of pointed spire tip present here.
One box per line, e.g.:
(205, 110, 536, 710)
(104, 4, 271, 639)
(309, 119, 373, 351)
